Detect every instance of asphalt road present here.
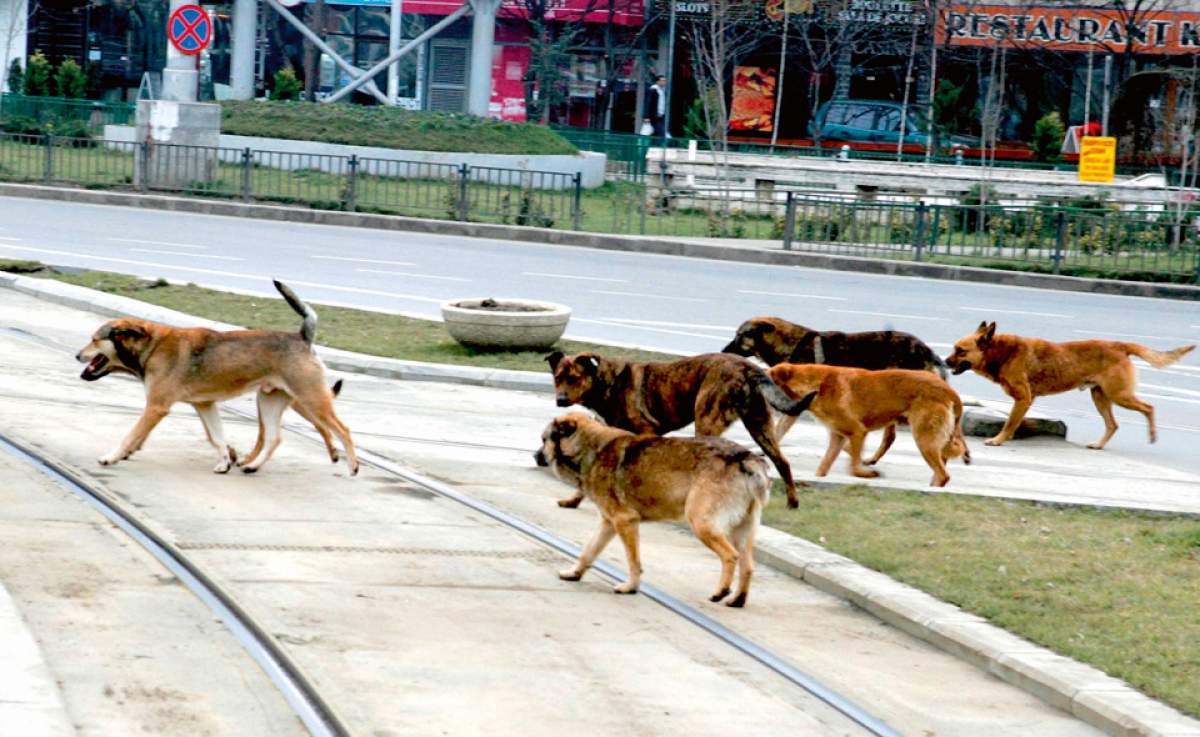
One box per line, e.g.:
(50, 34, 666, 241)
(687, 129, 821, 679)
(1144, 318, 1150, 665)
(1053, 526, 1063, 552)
(1, 195, 1197, 474)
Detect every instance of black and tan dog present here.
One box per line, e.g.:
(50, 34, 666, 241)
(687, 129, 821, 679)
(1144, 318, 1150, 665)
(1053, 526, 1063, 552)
(947, 321, 1195, 448)
(723, 316, 948, 378)
(546, 351, 815, 508)
(75, 280, 358, 475)
(536, 414, 770, 607)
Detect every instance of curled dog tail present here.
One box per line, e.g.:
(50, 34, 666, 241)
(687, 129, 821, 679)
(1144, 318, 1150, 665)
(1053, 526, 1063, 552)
(1124, 343, 1195, 368)
(943, 395, 970, 464)
(752, 371, 815, 416)
(738, 452, 772, 507)
(274, 280, 318, 346)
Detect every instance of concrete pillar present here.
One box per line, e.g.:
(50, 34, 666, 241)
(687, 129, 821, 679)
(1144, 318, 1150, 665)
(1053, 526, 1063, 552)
(467, 0, 500, 116)
(0, 0, 28, 93)
(231, 0, 257, 100)
(162, 0, 200, 101)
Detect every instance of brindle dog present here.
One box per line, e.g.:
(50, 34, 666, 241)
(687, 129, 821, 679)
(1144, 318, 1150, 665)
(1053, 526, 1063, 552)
(723, 316, 948, 379)
(545, 351, 815, 508)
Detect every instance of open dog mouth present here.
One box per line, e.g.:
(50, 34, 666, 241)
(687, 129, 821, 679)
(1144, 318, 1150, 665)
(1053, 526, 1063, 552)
(81, 354, 110, 381)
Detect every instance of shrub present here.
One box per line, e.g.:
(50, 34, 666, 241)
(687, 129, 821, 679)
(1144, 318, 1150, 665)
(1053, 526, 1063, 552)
(0, 114, 40, 135)
(54, 59, 87, 99)
(6, 59, 23, 95)
(1031, 111, 1065, 163)
(269, 66, 303, 102)
(23, 52, 52, 96)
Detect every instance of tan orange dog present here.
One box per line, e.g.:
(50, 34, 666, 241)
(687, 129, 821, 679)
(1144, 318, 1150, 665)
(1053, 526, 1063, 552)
(946, 322, 1194, 448)
(535, 414, 770, 607)
(769, 364, 969, 487)
(75, 281, 358, 475)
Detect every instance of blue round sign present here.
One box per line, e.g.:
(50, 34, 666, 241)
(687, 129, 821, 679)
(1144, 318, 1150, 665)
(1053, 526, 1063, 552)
(168, 5, 212, 56)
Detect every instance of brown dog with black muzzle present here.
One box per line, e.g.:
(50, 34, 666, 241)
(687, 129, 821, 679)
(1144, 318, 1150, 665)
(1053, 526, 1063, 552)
(75, 280, 358, 475)
(769, 364, 970, 487)
(545, 351, 814, 509)
(946, 321, 1195, 448)
(535, 413, 770, 607)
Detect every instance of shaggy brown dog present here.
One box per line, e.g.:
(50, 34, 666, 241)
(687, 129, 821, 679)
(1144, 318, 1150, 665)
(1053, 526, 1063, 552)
(546, 351, 814, 508)
(946, 322, 1195, 448)
(769, 364, 970, 487)
(535, 414, 770, 607)
(75, 281, 358, 474)
(723, 316, 947, 378)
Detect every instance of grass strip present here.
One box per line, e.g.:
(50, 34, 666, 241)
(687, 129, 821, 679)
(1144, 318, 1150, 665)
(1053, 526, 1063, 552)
(1, 261, 672, 371)
(764, 484, 1200, 718)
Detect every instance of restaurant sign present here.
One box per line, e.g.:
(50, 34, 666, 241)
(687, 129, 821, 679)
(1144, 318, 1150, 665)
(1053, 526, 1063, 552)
(940, 5, 1200, 53)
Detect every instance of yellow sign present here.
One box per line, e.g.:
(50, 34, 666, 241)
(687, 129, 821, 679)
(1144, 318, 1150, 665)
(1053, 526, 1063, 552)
(1078, 136, 1116, 183)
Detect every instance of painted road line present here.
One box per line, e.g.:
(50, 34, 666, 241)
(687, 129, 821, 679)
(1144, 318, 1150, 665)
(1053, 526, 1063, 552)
(107, 237, 207, 250)
(1139, 392, 1200, 406)
(130, 248, 245, 261)
(0, 243, 445, 304)
(312, 255, 417, 267)
(1073, 329, 1199, 343)
(590, 289, 708, 302)
(959, 306, 1074, 319)
(356, 268, 471, 282)
(1141, 383, 1200, 398)
(736, 289, 848, 301)
(0, 236, 21, 241)
(574, 318, 731, 341)
(600, 318, 737, 331)
(828, 309, 950, 322)
(522, 272, 628, 283)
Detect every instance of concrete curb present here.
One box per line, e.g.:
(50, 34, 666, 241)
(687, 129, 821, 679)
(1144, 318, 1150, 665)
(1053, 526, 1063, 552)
(0, 584, 75, 737)
(752, 527, 1200, 737)
(1, 182, 1197, 301)
(0, 273, 1064, 439)
(3, 273, 1196, 735)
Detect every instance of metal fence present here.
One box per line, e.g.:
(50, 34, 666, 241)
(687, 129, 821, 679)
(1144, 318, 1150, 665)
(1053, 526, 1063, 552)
(779, 192, 1200, 283)
(0, 94, 136, 134)
(0, 131, 1195, 283)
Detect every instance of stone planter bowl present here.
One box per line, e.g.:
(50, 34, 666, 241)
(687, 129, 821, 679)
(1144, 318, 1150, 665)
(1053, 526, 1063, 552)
(440, 298, 571, 350)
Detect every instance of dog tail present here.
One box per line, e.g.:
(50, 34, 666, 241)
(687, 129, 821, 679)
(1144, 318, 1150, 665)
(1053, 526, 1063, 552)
(331, 379, 343, 398)
(753, 371, 815, 416)
(930, 352, 950, 382)
(1125, 343, 1195, 368)
(944, 395, 970, 464)
(274, 280, 318, 345)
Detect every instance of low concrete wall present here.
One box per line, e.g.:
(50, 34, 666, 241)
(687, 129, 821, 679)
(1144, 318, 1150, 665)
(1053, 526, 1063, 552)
(104, 125, 607, 189)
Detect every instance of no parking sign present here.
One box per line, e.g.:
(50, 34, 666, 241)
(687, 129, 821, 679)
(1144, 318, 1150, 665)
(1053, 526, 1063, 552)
(168, 4, 212, 56)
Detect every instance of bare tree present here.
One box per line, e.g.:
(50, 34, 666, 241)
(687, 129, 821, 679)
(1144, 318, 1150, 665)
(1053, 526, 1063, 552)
(684, 0, 763, 163)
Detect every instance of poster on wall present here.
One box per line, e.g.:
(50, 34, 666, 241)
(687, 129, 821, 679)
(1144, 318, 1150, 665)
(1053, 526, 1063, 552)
(490, 45, 530, 122)
(729, 66, 777, 132)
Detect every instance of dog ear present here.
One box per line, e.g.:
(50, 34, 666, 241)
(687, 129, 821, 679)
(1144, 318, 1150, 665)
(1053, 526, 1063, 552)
(112, 325, 146, 342)
(578, 355, 600, 374)
(976, 320, 989, 333)
(544, 351, 565, 371)
(550, 418, 579, 442)
(980, 322, 997, 345)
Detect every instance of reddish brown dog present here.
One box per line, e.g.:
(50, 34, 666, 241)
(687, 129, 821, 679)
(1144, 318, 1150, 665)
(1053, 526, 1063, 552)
(75, 281, 358, 474)
(546, 351, 814, 508)
(769, 364, 969, 487)
(946, 321, 1194, 448)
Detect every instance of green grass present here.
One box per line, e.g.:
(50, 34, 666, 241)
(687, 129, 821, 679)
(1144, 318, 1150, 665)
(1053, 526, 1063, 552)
(0, 262, 671, 371)
(219, 101, 578, 156)
(764, 484, 1200, 718)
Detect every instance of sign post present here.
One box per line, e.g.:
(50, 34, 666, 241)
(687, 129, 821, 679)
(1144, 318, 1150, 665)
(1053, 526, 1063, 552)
(1078, 136, 1116, 183)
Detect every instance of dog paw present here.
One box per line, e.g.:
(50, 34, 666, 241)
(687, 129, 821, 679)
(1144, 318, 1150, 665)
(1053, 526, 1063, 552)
(725, 592, 747, 608)
(984, 436, 1007, 446)
(557, 496, 583, 509)
(349, 463, 360, 477)
(612, 582, 638, 595)
(212, 460, 232, 474)
(786, 497, 799, 509)
(709, 587, 731, 603)
(852, 469, 880, 479)
(241, 465, 259, 475)
(1086, 442, 1105, 450)
(558, 569, 583, 582)
(97, 454, 121, 466)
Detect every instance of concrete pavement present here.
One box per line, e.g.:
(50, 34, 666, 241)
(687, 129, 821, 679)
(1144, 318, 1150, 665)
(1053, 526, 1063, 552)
(0, 282, 1198, 735)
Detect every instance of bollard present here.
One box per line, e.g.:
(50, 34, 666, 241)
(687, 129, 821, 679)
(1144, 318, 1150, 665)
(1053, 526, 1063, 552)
(838, 144, 850, 161)
(954, 146, 965, 166)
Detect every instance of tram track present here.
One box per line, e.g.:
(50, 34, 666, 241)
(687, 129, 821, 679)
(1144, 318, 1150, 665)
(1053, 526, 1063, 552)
(0, 324, 902, 737)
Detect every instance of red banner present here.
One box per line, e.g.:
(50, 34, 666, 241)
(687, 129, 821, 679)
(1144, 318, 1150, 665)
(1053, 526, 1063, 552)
(490, 45, 530, 122)
(939, 4, 1200, 53)
(729, 66, 777, 132)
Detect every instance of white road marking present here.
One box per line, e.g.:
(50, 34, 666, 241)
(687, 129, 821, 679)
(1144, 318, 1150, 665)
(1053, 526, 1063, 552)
(311, 255, 417, 266)
(522, 272, 628, 283)
(1073, 329, 1199, 343)
(959, 306, 1074, 319)
(356, 268, 470, 282)
(736, 289, 847, 301)
(0, 236, 21, 241)
(1139, 392, 1200, 406)
(1140, 383, 1200, 398)
(589, 289, 707, 302)
(130, 248, 244, 261)
(827, 309, 949, 322)
(0, 243, 445, 303)
(108, 237, 207, 250)
(599, 318, 736, 331)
